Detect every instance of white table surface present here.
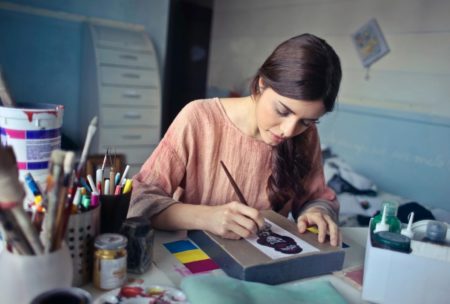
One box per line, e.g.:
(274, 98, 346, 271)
(84, 227, 370, 304)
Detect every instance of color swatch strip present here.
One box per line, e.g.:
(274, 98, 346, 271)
(164, 240, 220, 274)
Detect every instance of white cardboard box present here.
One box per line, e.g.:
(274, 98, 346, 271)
(362, 224, 450, 304)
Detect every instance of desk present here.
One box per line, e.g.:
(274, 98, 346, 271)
(84, 227, 370, 304)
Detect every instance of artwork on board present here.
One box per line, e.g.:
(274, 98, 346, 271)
(245, 220, 319, 259)
(352, 18, 390, 68)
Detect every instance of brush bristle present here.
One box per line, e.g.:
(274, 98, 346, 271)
(63, 151, 76, 174)
(50, 150, 66, 166)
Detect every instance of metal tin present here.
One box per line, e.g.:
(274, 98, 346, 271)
(93, 233, 127, 290)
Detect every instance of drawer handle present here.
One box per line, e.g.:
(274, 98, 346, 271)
(119, 54, 138, 60)
(122, 134, 142, 140)
(123, 112, 142, 119)
(123, 91, 141, 99)
(122, 73, 140, 79)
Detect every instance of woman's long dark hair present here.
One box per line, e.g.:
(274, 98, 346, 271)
(250, 34, 342, 212)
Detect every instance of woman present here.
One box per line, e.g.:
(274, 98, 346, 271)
(128, 33, 342, 246)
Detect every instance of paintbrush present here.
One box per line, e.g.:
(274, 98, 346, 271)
(77, 116, 98, 175)
(54, 151, 77, 250)
(0, 146, 25, 203)
(0, 70, 15, 107)
(42, 149, 66, 252)
(0, 145, 43, 254)
(219, 160, 262, 234)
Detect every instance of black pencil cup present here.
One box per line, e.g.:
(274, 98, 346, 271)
(99, 192, 132, 234)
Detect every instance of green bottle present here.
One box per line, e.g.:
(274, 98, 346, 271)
(370, 200, 402, 234)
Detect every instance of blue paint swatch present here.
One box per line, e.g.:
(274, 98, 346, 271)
(164, 240, 198, 253)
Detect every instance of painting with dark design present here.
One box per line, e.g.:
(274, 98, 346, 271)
(256, 223, 303, 254)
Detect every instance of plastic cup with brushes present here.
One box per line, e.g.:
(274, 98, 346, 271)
(0, 146, 74, 303)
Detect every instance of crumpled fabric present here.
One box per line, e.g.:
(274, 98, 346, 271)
(324, 157, 377, 196)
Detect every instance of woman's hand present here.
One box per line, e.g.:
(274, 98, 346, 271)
(296, 207, 341, 247)
(204, 202, 265, 240)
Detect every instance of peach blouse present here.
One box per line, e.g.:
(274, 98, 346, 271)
(128, 98, 338, 220)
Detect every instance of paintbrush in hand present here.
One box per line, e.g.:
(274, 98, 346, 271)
(219, 160, 263, 235)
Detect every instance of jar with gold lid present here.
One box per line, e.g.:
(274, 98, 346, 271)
(93, 233, 127, 290)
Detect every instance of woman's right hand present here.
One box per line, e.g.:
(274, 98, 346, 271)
(204, 202, 265, 239)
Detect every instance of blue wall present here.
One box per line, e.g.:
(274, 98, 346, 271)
(0, 1, 169, 146)
(318, 103, 450, 211)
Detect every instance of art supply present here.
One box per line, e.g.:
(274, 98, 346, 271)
(219, 160, 261, 233)
(0, 145, 43, 255)
(96, 168, 103, 187)
(363, 219, 450, 304)
(0, 145, 25, 203)
(401, 212, 414, 239)
(93, 233, 128, 290)
(104, 179, 110, 195)
(374, 204, 389, 233)
(370, 200, 401, 234)
(0, 103, 64, 207)
(0, 70, 15, 107)
(423, 220, 448, 244)
(219, 160, 248, 205)
(42, 150, 66, 253)
(164, 240, 220, 274)
(77, 116, 98, 175)
(24, 173, 43, 197)
(109, 166, 115, 194)
(372, 231, 411, 253)
(119, 165, 130, 186)
(120, 217, 154, 274)
(123, 179, 133, 194)
(188, 210, 345, 284)
(87, 174, 99, 195)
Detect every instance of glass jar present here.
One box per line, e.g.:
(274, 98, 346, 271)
(120, 216, 154, 274)
(93, 233, 127, 290)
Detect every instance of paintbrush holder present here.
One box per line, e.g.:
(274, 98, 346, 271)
(65, 206, 100, 286)
(99, 191, 131, 234)
(0, 243, 73, 304)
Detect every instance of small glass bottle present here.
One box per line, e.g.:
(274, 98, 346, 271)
(120, 216, 154, 274)
(93, 233, 127, 290)
(370, 200, 401, 234)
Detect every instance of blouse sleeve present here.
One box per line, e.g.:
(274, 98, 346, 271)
(127, 102, 196, 219)
(291, 126, 340, 222)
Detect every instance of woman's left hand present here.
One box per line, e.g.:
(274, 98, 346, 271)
(297, 207, 341, 247)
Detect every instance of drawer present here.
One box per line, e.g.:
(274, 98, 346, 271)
(100, 66, 159, 87)
(97, 48, 156, 69)
(100, 86, 160, 107)
(93, 26, 151, 51)
(101, 107, 160, 127)
(104, 146, 157, 165)
(99, 127, 160, 147)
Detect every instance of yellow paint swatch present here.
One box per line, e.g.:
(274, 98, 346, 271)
(173, 249, 210, 263)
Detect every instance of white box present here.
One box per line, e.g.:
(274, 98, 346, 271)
(362, 223, 450, 304)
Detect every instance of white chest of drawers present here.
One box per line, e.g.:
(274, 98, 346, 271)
(80, 23, 161, 176)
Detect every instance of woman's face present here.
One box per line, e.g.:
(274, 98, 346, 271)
(255, 86, 325, 146)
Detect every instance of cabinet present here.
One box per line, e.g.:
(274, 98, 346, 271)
(81, 23, 161, 176)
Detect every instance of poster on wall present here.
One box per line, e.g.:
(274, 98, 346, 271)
(352, 18, 390, 68)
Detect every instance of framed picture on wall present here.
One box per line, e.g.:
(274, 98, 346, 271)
(352, 18, 390, 68)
